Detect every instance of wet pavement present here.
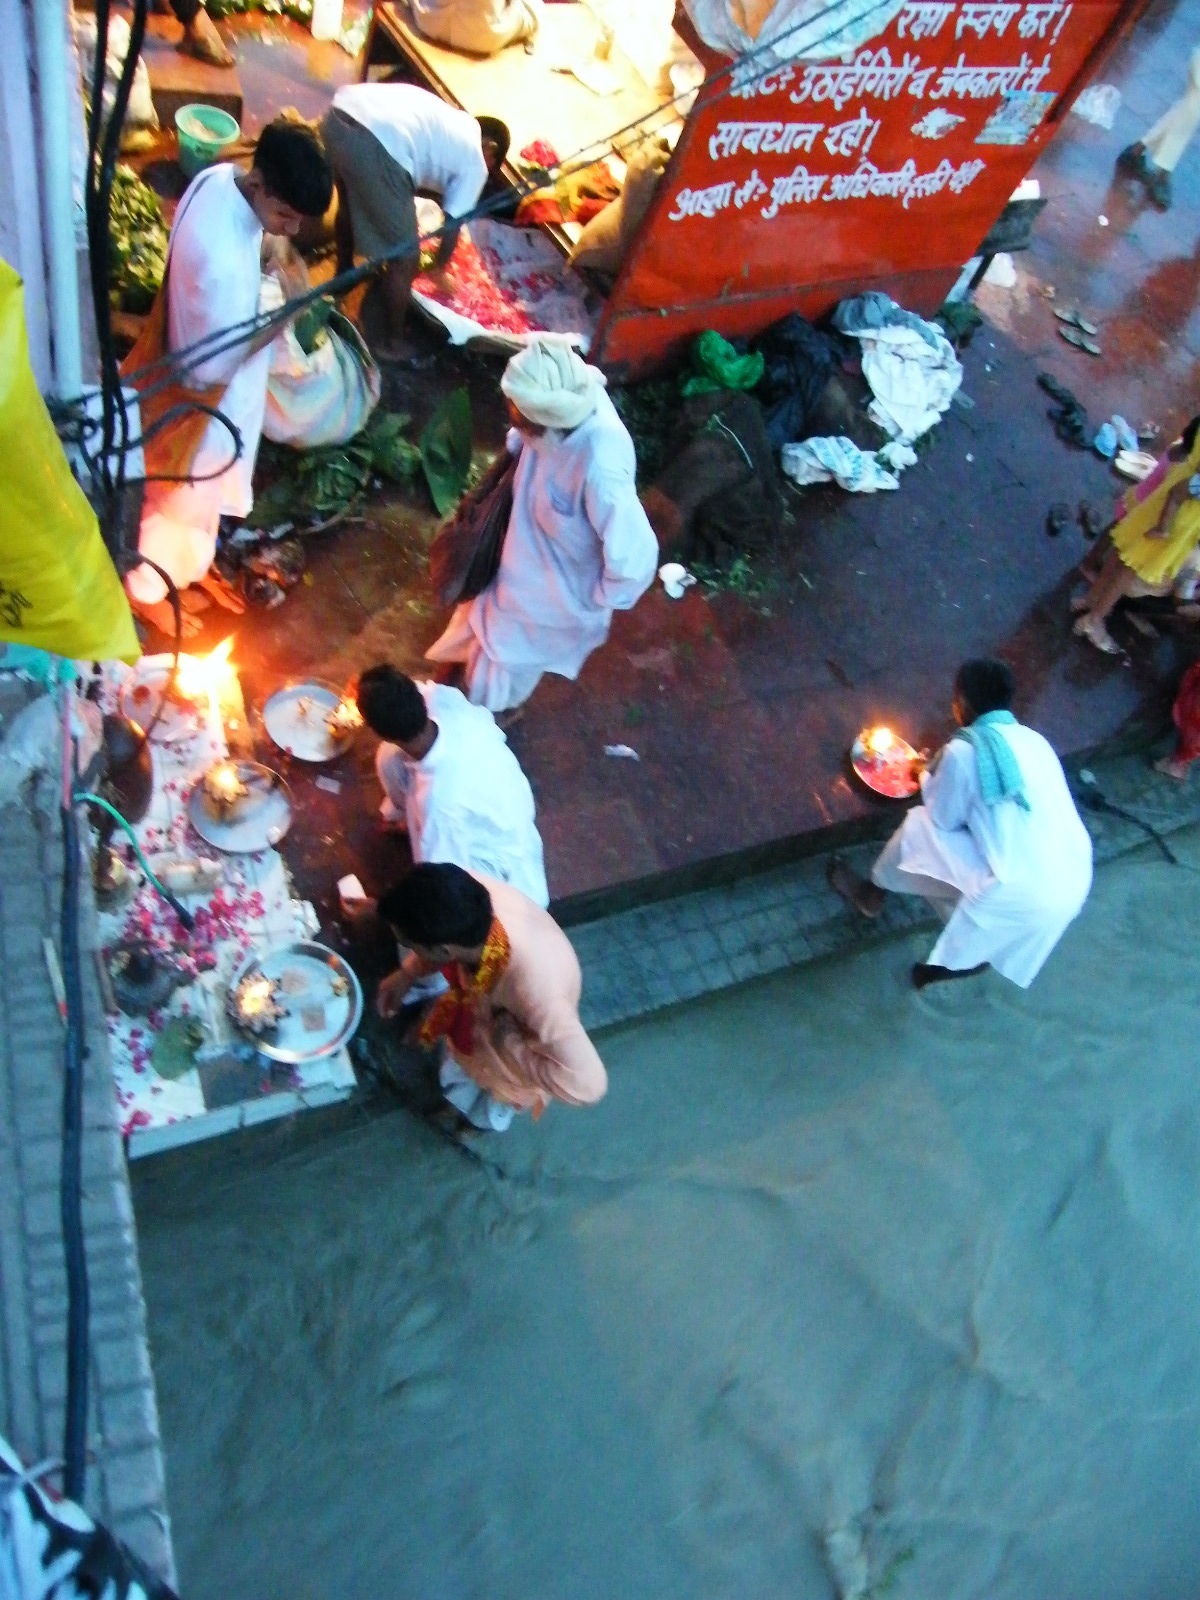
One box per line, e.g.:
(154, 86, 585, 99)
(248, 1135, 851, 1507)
(138, 0, 1200, 916)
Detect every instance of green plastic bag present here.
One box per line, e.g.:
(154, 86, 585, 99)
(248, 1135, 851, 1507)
(681, 329, 765, 399)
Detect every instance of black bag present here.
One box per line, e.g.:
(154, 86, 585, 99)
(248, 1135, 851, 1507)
(428, 450, 516, 607)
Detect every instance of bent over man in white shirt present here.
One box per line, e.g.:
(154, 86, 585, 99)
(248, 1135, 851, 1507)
(356, 662, 549, 908)
(320, 83, 507, 360)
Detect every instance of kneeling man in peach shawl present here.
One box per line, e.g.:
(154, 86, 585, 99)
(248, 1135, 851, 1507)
(377, 862, 606, 1131)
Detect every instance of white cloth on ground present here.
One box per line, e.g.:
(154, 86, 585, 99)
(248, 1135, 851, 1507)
(833, 290, 961, 443)
(128, 165, 268, 604)
(410, 0, 541, 55)
(781, 436, 900, 493)
(871, 722, 1092, 987)
(375, 681, 549, 906)
(501, 334, 606, 431)
(330, 83, 488, 219)
(1142, 45, 1200, 172)
(426, 391, 658, 712)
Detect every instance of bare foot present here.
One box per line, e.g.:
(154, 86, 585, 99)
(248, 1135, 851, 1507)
(1073, 613, 1123, 655)
(197, 569, 246, 614)
(827, 856, 886, 919)
(1154, 754, 1193, 781)
(182, 10, 234, 68)
(912, 961, 988, 990)
(129, 597, 204, 640)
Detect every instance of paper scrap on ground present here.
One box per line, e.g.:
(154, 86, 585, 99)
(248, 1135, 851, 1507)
(1072, 84, 1121, 129)
(781, 436, 900, 493)
(604, 744, 640, 760)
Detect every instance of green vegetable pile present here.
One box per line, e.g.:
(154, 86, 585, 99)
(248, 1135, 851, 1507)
(254, 408, 423, 526)
(109, 165, 168, 314)
(207, 0, 315, 23)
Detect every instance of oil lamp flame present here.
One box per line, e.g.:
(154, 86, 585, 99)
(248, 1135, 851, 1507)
(867, 726, 894, 755)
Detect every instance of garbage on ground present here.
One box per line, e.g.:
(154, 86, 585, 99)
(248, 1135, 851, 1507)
(604, 744, 639, 760)
(1071, 84, 1122, 129)
(1046, 502, 1071, 538)
(832, 292, 963, 443)
(658, 562, 697, 599)
(781, 436, 901, 494)
(983, 253, 1017, 289)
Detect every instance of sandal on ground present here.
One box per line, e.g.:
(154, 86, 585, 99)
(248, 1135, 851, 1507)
(1069, 593, 1092, 615)
(1053, 307, 1099, 337)
(1115, 142, 1150, 179)
(1059, 325, 1102, 357)
(1073, 613, 1123, 654)
(1046, 502, 1071, 538)
(826, 855, 884, 920)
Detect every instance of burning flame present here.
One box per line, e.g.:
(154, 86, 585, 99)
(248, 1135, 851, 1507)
(867, 726, 895, 755)
(206, 760, 244, 803)
(173, 637, 237, 705)
(239, 975, 274, 1016)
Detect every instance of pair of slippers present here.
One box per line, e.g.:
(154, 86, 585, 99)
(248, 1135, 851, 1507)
(1055, 307, 1101, 357)
(1047, 501, 1108, 540)
(1038, 371, 1091, 448)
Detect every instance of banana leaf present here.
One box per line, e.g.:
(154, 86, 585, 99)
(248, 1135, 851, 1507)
(420, 387, 473, 516)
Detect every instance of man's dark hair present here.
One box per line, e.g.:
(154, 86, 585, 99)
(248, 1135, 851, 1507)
(253, 118, 333, 217)
(477, 115, 511, 170)
(356, 664, 428, 743)
(1181, 415, 1200, 455)
(955, 658, 1016, 721)
(379, 864, 493, 950)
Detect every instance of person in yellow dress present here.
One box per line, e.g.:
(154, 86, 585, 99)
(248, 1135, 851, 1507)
(1073, 416, 1200, 654)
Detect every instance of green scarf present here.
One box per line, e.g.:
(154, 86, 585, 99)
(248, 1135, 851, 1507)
(953, 710, 1030, 810)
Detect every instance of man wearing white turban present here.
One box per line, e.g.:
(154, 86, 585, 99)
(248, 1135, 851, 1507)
(426, 335, 659, 713)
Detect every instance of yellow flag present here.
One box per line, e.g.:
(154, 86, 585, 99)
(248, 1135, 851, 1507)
(0, 261, 140, 664)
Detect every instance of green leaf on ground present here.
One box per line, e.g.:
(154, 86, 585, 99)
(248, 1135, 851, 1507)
(420, 387, 473, 516)
(152, 1016, 205, 1081)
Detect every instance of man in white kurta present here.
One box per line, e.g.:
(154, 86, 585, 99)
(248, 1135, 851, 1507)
(832, 661, 1093, 989)
(355, 662, 549, 906)
(126, 123, 333, 618)
(1117, 44, 1200, 210)
(426, 336, 659, 712)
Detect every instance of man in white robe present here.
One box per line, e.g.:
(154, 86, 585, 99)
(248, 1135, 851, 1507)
(410, 0, 541, 55)
(830, 659, 1093, 989)
(426, 335, 659, 712)
(356, 662, 549, 906)
(124, 121, 333, 633)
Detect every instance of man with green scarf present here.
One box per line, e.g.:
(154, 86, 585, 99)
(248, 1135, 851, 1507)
(830, 659, 1093, 990)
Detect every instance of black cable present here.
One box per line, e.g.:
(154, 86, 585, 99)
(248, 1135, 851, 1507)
(59, 721, 89, 1504)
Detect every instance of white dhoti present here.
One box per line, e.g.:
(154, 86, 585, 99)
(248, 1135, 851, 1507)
(1143, 45, 1200, 171)
(424, 605, 546, 714)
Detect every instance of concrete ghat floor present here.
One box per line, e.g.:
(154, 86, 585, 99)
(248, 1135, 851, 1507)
(157, 0, 1199, 916)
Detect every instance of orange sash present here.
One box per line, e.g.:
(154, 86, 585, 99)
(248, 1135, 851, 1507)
(418, 919, 512, 1056)
(119, 171, 227, 483)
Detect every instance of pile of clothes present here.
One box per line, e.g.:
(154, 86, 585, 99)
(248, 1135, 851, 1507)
(638, 292, 964, 563)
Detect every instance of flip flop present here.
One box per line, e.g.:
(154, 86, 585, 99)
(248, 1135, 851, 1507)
(1046, 502, 1071, 538)
(1114, 449, 1158, 481)
(1053, 307, 1099, 336)
(1059, 325, 1102, 356)
(1037, 372, 1075, 404)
